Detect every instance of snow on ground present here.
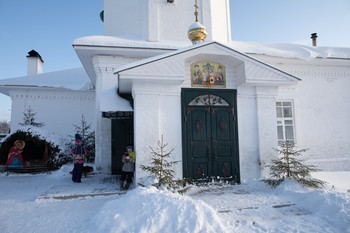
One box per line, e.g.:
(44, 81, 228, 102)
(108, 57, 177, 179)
(0, 164, 349, 233)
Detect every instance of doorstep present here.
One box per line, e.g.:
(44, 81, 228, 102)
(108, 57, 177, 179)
(36, 174, 127, 200)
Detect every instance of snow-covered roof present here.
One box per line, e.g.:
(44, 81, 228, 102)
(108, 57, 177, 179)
(74, 35, 350, 60)
(73, 35, 191, 50)
(0, 67, 93, 96)
(229, 41, 350, 60)
(2, 36, 350, 97)
(73, 36, 190, 85)
(73, 35, 350, 92)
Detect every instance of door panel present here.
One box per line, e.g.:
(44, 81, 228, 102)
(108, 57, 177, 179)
(182, 89, 240, 182)
(186, 106, 235, 180)
(191, 109, 210, 142)
(211, 108, 235, 178)
(187, 107, 212, 179)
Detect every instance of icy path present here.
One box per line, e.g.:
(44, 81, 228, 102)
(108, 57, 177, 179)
(190, 181, 350, 233)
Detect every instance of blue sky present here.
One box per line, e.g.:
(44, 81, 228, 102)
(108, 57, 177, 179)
(230, 0, 350, 47)
(0, 0, 349, 122)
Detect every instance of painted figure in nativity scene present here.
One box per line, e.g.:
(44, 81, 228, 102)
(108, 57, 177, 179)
(5, 140, 26, 169)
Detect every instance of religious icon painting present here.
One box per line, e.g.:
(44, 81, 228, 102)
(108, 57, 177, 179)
(191, 61, 226, 88)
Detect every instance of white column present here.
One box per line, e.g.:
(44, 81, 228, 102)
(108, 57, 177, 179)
(158, 88, 182, 179)
(237, 86, 261, 180)
(132, 84, 160, 183)
(255, 86, 279, 178)
(92, 58, 113, 173)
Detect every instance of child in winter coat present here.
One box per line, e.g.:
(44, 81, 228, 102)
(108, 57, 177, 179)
(120, 145, 135, 190)
(71, 134, 87, 183)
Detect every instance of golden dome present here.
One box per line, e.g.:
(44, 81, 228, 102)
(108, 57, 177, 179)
(188, 0, 207, 44)
(188, 22, 207, 44)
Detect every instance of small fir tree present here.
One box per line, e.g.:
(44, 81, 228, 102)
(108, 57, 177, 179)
(264, 141, 326, 189)
(70, 114, 95, 162)
(19, 106, 45, 127)
(140, 135, 187, 191)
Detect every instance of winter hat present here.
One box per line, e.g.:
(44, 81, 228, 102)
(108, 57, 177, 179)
(75, 134, 82, 141)
(126, 145, 133, 150)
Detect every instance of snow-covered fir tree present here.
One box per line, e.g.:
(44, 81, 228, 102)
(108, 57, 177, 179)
(265, 141, 326, 188)
(19, 106, 45, 127)
(141, 135, 186, 191)
(70, 114, 95, 162)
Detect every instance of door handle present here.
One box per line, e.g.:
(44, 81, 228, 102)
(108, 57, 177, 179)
(214, 148, 217, 161)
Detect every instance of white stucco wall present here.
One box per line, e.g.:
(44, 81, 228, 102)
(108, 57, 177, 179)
(236, 86, 261, 180)
(255, 55, 350, 171)
(104, 0, 231, 43)
(294, 63, 350, 171)
(132, 82, 183, 183)
(9, 89, 95, 138)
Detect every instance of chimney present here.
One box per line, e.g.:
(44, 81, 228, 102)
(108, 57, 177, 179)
(311, 33, 318, 47)
(27, 50, 44, 75)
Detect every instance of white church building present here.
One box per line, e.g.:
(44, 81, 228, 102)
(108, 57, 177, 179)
(1, 0, 350, 183)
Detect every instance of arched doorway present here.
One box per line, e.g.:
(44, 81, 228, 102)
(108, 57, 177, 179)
(181, 88, 240, 183)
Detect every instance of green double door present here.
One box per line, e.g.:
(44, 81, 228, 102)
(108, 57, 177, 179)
(182, 89, 240, 182)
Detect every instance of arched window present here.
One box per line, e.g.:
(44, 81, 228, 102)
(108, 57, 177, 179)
(188, 94, 229, 106)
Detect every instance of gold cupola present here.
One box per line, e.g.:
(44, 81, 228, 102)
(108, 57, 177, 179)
(188, 0, 207, 44)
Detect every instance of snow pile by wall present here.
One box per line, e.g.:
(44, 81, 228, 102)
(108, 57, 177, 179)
(84, 186, 229, 233)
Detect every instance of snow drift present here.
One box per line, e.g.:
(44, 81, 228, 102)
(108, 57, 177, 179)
(84, 186, 229, 233)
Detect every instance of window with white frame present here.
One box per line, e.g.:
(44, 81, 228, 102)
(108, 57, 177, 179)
(276, 101, 295, 145)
